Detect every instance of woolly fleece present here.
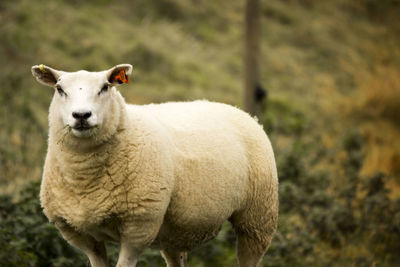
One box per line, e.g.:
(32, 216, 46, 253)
(36, 66, 278, 267)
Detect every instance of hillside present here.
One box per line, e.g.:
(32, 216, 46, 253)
(0, 0, 400, 266)
(1, 0, 399, 192)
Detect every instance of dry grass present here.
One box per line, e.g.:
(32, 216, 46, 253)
(360, 66, 400, 125)
(356, 66, 400, 176)
(342, 64, 400, 189)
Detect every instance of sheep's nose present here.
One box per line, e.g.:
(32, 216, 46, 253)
(72, 111, 92, 120)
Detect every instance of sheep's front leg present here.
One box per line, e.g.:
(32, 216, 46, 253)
(116, 219, 162, 267)
(161, 249, 187, 267)
(55, 220, 108, 267)
(115, 242, 141, 267)
(115, 231, 151, 267)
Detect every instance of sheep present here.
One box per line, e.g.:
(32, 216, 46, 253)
(31, 63, 278, 267)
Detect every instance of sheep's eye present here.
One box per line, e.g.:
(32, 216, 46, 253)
(56, 86, 66, 97)
(99, 84, 109, 95)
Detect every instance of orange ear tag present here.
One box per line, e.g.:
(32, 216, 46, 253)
(115, 70, 129, 84)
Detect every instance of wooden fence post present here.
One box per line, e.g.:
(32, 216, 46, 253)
(244, 0, 265, 117)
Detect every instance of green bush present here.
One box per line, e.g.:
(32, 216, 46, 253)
(0, 182, 87, 267)
(269, 130, 400, 266)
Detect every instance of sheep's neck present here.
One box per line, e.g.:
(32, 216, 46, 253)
(55, 141, 118, 187)
(53, 128, 140, 191)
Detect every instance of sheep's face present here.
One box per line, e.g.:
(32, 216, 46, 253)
(52, 71, 114, 138)
(32, 64, 132, 139)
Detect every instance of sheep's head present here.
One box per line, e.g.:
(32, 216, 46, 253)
(31, 64, 132, 140)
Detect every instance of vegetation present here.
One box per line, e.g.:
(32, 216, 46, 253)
(2, 128, 400, 266)
(0, 0, 399, 266)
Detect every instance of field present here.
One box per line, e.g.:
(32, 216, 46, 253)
(1, 0, 400, 266)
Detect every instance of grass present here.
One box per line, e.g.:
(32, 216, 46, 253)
(0, 0, 245, 193)
(0, 0, 399, 193)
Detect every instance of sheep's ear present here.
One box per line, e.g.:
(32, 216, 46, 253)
(106, 64, 132, 85)
(31, 65, 64, 87)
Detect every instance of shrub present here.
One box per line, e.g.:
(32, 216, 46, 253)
(0, 182, 87, 267)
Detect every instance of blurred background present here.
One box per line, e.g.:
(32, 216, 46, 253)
(1, 0, 400, 266)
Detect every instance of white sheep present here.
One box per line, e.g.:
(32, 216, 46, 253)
(31, 64, 278, 267)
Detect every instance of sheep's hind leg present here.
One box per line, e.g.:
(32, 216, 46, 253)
(236, 233, 269, 267)
(231, 201, 277, 267)
(160, 248, 187, 267)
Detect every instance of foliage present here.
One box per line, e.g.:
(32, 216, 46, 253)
(0, 182, 87, 266)
(1, 127, 399, 266)
(265, 129, 400, 266)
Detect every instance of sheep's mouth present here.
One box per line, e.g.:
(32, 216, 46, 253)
(70, 123, 97, 138)
(72, 121, 93, 131)
(73, 126, 93, 131)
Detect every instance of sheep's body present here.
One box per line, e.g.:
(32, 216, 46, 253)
(34, 64, 278, 267)
(136, 101, 278, 252)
